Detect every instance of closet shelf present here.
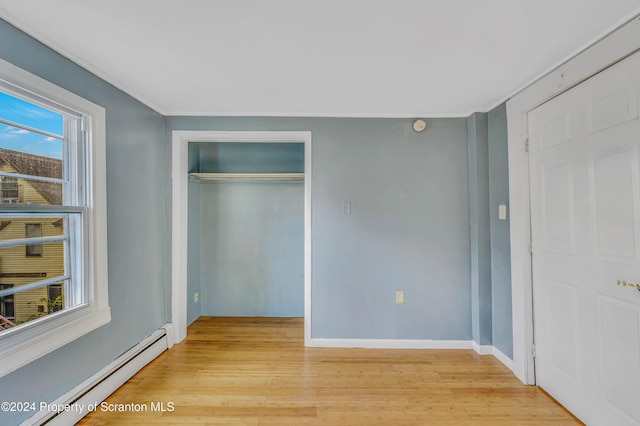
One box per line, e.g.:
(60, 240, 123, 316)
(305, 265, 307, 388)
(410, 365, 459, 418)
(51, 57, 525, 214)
(189, 173, 304, 182)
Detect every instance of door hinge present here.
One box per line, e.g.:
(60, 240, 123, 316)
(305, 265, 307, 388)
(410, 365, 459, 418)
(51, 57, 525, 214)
(531, 344, 537, 358)
(524, 138, 530, 153)
(528, 240, 533, 254)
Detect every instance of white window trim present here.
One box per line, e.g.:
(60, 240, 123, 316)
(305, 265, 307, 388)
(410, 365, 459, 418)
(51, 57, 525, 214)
(0, 58, 110, 377)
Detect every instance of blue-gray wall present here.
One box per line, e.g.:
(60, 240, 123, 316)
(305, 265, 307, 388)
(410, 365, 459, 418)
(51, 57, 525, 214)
(197, 182, 304, 316)
(488, 104, 513, 358)
(467, 107, 513, 357)
(468, 113, 493, 346)
(169, 117, 472, 340)
(0, 18, 168, 425)
(195, 142, 305, 173)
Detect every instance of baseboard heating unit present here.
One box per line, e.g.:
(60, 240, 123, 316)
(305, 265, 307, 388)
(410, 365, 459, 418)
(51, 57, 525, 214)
(20, 323, 174, 426)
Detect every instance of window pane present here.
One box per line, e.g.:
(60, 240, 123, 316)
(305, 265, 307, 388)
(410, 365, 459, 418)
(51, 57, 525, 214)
(0, 217, 64, 242)
(0, 279, 68, 333)
(0, 176, 63, 206)
(1, 296, 14, 319)
(48, 284, 63, 313)
(0, 238, 68, 332)
(0, 176, 18, 202)
(0, 240, 65, 280)
(0, 284, 15, 326)
(26, 223, 42, 256)
(0, 91, 63, 137)
(0, 130, 63, 171)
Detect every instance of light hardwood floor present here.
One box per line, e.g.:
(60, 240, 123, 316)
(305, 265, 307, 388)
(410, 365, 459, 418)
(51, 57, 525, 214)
(78, 317, 581, 425)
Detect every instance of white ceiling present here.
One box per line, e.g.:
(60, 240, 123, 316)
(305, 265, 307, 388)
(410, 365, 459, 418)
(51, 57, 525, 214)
(0, 1, 639, 117)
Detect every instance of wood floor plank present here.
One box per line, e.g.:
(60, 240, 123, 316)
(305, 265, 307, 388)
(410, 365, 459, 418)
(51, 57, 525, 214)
(77, 317, 582, 425)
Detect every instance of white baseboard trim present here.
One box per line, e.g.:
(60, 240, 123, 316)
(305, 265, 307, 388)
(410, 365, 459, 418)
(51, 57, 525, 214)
(309, 338, 473, 350)
(310, 338, 516, 375)
(469, 342, 516, 372)
(492, 346, 515, 372)
(21, 324, 171, 426)
(472, 341, 494, 355)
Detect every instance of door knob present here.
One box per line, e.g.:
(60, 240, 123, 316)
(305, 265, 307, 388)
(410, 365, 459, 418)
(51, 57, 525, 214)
(616, 279, 640, 291)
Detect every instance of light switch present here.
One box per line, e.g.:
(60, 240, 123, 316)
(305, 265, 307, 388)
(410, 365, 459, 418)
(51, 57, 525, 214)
(342, 201, 352, 215)
(498, 204, 507, 220)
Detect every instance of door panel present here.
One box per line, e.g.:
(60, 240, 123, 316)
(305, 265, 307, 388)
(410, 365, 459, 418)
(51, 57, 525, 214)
(542, 162, 576, 253)
(529, 51, 640, 425)
(542, 112, 572, 148)
(548, 279, 581, 382)
(591, 149, 637, 259)
(587, 83, 637, 134)
(598, 296, 640, 423)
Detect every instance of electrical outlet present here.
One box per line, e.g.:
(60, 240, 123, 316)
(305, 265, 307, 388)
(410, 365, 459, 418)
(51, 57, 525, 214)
(194, 291, 199, 303)
(396, 290, 405, 304)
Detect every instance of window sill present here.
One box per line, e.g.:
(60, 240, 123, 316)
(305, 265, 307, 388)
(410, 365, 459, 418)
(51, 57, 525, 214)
(0, 305, 111, 377)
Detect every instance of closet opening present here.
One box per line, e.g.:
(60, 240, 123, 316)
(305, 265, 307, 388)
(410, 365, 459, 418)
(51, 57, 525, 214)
(171, 131, 312, 346)
(189, 141, 304, 315)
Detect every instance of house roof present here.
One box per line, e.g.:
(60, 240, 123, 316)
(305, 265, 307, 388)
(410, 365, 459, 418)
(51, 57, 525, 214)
(0, 148, 62, 205)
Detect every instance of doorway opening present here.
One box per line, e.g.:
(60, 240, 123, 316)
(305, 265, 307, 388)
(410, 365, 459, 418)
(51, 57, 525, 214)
(171, 131, 312, 345)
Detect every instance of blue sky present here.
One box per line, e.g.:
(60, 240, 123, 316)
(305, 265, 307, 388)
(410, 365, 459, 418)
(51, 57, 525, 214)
(0, 91, 63, 160)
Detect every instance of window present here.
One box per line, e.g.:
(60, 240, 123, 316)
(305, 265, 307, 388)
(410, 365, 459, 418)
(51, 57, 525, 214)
(0, 284, 14, 324)
(48, 283, 63, 313)
(0, 176, 18, 203)
(0, 58, 109, 377)
(25, 223, 42, 256)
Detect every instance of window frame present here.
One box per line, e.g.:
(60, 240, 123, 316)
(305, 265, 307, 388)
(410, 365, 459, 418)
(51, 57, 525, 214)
(0, 58, 109, 378)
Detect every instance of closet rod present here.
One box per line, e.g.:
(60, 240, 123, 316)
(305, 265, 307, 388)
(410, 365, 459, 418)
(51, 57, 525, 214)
(189, 173, 304, 182)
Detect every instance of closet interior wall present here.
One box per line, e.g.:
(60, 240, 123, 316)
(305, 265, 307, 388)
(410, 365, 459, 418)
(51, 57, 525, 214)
(187, 142, 305, 322)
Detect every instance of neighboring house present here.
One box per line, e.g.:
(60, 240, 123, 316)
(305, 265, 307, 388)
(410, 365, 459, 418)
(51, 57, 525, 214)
(0, 148, 64, 328)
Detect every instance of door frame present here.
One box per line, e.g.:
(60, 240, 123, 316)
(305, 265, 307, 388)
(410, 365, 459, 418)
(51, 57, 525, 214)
(506, 14, 640, 384)
(171, 130, 312, 345)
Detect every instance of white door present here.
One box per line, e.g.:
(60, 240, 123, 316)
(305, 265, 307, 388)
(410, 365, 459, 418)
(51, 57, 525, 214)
(529, 51, 640, 426)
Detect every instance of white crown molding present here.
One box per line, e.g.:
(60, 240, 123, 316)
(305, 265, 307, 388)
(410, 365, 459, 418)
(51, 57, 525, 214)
(162, 111, 472, 118)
